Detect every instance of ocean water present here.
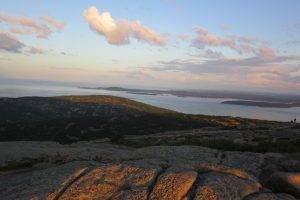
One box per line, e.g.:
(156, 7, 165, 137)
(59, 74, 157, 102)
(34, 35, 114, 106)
(0, 84, 299, 122)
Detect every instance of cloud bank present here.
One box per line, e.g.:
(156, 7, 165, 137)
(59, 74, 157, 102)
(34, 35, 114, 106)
(154, 54, 300, 91)
(83, 6, 165, 46)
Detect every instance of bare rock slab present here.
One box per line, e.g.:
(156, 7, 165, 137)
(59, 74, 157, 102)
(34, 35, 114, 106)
(60, 164, 161, 200)
(149, 170, 197, 200)
(194, 172, 261, 200)
(0, 161, 93, 200)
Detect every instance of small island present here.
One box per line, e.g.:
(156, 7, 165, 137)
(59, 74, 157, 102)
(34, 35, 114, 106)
(222, 100, 300, 108)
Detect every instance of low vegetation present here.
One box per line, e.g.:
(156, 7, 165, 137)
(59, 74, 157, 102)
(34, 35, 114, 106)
(0, 95, 298, 153)
(115, 136, 300, 153)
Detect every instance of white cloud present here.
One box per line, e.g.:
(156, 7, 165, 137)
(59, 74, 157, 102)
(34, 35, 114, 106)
(83, 6, 166, 46)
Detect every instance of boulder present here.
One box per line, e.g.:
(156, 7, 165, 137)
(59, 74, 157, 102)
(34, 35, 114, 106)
(59, 163, 161, 200)
(149, 170, 197, 200)
(198, 163, 255, 180)
(194, 172, 261, 200)
(222, 151, 265, 178)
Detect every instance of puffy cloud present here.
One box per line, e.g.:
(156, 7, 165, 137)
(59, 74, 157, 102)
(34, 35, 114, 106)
(0, 32, 24, 52)
(41, 16, 65, 31)
(83, 6, 166, 46)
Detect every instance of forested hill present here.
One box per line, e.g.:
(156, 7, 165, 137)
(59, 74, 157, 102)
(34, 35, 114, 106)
(0, 95, 294, 145)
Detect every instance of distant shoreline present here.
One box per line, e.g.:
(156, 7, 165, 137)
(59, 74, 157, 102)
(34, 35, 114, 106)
(126, 91, 157, 95)
(222, 100, 300, 108)
(80, 86, 300, 108)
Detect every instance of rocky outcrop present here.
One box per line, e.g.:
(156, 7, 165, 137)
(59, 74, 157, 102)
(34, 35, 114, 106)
(0, 161, 262, 200)
(58, 164, 161, 200)
(48, 167, 90, 200)
(0, 161, 94, 200)
(198, 163, 255, 180)
(193, 172, 261, 200)
(149, 170, 197, 200)
(0, 141, 299, 199)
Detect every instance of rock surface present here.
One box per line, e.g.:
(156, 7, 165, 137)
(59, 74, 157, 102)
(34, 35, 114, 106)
(149, 170, 197, 200)
(245, 192, 296, 200)
(193, 172, 261, 200)
(0, 161, 94, 200)
(269, 172, 300, 198)
(59, 164, 161, 200)
(0, 141, 299, 200)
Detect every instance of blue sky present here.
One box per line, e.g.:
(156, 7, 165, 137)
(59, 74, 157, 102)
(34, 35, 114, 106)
(0, 0, 300, 93)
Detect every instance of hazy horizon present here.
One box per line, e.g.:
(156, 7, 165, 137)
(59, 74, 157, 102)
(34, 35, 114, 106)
(1, 0, 300, 94)
(2, 76, 300, 97)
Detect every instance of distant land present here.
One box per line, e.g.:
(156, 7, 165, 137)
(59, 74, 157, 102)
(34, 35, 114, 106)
(80, 86, 300, 108)
(222, 100, 300, 108)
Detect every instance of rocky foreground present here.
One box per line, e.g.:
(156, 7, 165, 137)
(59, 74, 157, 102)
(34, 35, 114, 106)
(0, 141, 299, 200)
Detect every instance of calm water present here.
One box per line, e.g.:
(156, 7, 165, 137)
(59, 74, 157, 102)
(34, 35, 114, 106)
(0, 84, 299, 122)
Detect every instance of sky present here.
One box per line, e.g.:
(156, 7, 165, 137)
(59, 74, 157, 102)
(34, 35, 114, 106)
(0, 0, 300, 93)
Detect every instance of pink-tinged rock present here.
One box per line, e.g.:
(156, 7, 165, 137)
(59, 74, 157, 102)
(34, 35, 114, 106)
(149, 170, 197, 200)
(194, 172, 261, 200)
